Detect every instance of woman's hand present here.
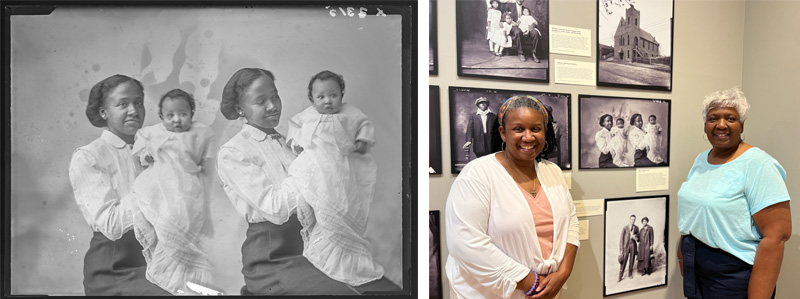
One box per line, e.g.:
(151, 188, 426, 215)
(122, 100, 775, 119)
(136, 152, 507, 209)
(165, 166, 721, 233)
(527, 272, 565, 299)
(677, 235, 684, 277)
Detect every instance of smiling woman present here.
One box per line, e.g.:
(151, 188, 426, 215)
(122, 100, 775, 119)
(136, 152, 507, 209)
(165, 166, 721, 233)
(445, 95, 579, 299)
(677, 86, 792, 298)
(68, 74, 169, 295)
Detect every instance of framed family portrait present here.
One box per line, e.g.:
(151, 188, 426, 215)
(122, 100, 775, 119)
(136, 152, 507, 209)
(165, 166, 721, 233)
(429, 211, 443, 299)
(455, 0, 550, 82)
(5, 2, 415, 297)
(429, 0, 439, 75)
(430, 85, 443, 175)
(578, 95, 670, 169)
(603, 195, 669, 296)
(596, 0, 674, 90)
(449, 86, 571, 173)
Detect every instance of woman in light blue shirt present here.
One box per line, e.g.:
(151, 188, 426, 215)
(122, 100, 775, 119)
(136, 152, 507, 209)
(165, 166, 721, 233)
(677, 86, 791, 299)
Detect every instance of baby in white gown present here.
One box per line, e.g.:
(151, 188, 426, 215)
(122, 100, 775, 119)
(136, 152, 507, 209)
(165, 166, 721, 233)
(643, 114, 664, 164)
(287, 70, 384, 286)
(130, 89, 215, 294)
(609, 118, 629, 167)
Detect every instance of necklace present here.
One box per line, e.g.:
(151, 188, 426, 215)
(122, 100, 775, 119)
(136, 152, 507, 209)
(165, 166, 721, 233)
(503, 150, 539, 197)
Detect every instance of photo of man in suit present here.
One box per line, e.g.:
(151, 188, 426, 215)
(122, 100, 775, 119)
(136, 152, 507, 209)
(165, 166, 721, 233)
(619, 214, 639, 282)
(462, 97, 497, 158)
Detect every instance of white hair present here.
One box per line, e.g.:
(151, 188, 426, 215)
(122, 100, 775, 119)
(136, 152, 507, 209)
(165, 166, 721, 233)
(701, 86, 750, 122)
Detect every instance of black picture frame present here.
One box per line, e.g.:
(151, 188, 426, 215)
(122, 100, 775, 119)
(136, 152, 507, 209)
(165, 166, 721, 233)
(596, 0, 674, 91)
(428, 211, 443, 299)
(3, 2, 416, 297)
(455, 0, 550, 82)
(429, 0, 439, 75)
(449, 86, 571, 173)
(430, 86, 443, 175)
(578, 95, 670, 169)
(603, 195, 669, 296)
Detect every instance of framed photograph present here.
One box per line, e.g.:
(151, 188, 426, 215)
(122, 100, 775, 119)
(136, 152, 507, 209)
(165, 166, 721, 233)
(596, 0, 674, 91)
(429, 0, 439, 75)
(449, 87, 571, 173)
(603, 195, 669, 296)
(430, 86, 443, 174)
(455, 0, 550, 82)
(578, 95, 670, 169)
(5, 2, 415, 296)
(429, 211, 443, 299)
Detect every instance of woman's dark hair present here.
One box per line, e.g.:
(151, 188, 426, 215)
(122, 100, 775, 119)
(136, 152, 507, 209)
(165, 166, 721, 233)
(307, 70, 345, 103)
(598, 114, 613, 127)
(159, 89, 196, 119)
(220, 68, 276, 120)
(630, 113, 643, 126)
(499, 96, 557, 162)
(642, 217, 650, 223)
(86, 74, 144, 127)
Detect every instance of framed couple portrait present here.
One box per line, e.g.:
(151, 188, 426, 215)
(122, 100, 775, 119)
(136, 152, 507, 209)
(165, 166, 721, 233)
(4, 1, 416, 297)
(603, 195, 669, 296)
(455, 0, 550, 82)
(578, 95, 671, 169)
(448, 86, 571, 173)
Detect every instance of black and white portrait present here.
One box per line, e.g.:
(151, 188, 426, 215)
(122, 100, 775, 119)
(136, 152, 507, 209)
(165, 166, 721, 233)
(578, 95, 670, 169)
(430, 0, 439, 74)
(597, 0, 674, 90)
(449, 87, 570, 173)
(429, 211, 443, 299)
(604, 195, 669, 296)
(430, 86, 442, 174)
(456, 0, 550, 82)
(8, 4, 412, 296)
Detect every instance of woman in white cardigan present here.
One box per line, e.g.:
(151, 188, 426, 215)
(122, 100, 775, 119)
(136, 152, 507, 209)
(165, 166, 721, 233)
(446, 95, 580, 299)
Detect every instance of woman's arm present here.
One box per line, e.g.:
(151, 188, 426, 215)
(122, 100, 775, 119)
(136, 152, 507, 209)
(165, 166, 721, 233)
(595, 130, 611, 153)
(216, 146, 298, 224)
(677, 235, 684, 276)
(749, 201, 791, 299)
(445, 176, 530, 298)
(530, 244, 578, 299)
(69, 150, 133, 240)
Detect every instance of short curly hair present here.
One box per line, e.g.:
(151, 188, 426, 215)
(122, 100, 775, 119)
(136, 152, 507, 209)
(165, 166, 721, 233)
(220, 68, 276, 120)
(598, 114, 613, 127)
(498, 95, 558, 162)
(702, 86, 750, 123)
(159, 89, 196, 119)
(307, 70, 345, 103)
(85, 74, 144, 128)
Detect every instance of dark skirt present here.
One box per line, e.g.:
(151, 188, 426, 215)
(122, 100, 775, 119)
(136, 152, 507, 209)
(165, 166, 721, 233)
(240, 215, 360, 295)
(598, 152, 617, 168)
(83, 230, 171, 295)
(634, 149, 659, 167)
(681, 234, 775, 299)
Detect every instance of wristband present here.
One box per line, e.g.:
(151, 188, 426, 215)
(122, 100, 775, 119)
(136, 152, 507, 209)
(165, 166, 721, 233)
(524, 270, 539, 296)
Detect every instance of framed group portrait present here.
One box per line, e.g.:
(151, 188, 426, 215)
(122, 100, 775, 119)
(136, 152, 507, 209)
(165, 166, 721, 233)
(596, 0, 674, 91)
(430, 86, 443, 175)
(455, 0, 550, 82)
(5, 1, 416, 296)
(603, 195, 669, 296)
(429, 0, 439, 75)
(578, 95, 670, 169)
(449, 86, 571, 173)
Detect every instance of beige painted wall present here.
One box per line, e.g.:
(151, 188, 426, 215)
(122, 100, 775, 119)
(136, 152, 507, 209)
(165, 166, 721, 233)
(741, 0, 800, 296)
(430, 0, 798, 298)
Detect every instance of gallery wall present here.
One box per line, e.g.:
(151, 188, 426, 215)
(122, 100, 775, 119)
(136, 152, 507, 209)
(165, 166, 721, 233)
(430, 0, 798, 298)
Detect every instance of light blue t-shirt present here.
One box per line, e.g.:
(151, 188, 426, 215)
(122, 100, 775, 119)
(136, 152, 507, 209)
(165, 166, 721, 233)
(677, 147, 790, 265)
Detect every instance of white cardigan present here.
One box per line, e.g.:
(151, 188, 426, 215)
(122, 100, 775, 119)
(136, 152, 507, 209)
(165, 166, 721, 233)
(445, 154, 580, 299)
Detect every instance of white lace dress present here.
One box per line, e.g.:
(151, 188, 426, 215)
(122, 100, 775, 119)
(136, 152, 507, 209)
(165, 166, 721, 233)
(287, 103, 383, 286)
(130, 122, 215, 294)
(643, 123, 664, 164)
